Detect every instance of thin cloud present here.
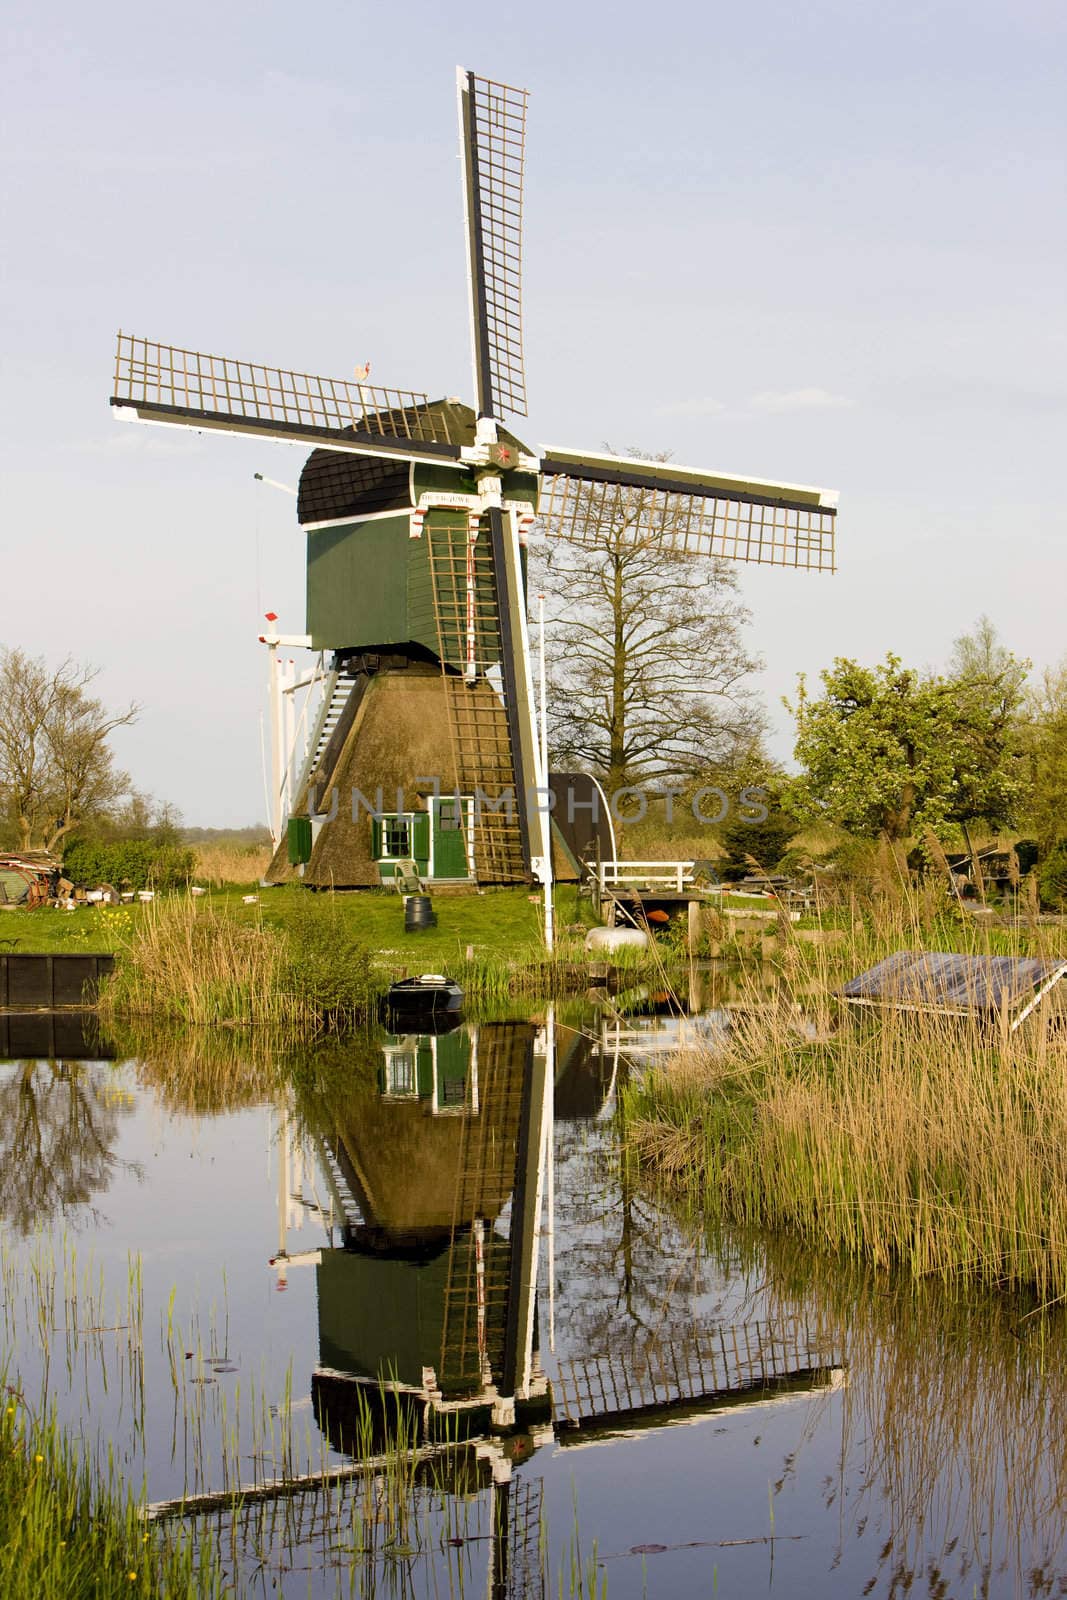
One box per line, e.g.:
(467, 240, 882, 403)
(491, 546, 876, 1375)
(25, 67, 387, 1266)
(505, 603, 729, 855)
(748, 387, 852, 414)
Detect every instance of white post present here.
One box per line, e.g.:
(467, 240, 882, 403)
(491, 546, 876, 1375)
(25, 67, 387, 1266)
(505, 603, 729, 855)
(539, 594, 554, 952)
(267, 641, 283, 848)
(282, 659, 296, 825)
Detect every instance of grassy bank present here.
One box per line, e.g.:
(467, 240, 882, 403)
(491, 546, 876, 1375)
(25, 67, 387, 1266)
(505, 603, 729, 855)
(0, 1397, 214, 1600)
(625, 908, 1067, 1301)
(0, 883, 554, 959)
(98, 895, 375, 1029)
(90, 888, 681, 1028)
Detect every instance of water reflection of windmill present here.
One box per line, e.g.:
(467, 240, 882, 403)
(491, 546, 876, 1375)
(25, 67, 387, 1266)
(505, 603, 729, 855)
(309, 1018, 551, 1600)
(145, 1016, 848, 1598)
(297, 1018, 841, 1443)
(309, 1021, 552, 1440)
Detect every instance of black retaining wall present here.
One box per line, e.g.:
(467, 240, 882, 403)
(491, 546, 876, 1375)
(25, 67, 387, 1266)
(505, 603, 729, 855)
(0, 953, 116, 1011)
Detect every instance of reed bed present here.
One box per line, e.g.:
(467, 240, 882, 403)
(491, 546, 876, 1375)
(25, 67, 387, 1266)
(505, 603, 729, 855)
(0, 1399, 217, 1599)
(451, 939, 681, 1002)
(190, 842, 272, 888)
(98, 897, 372, 1031)
(626, 896, 1067, 1301)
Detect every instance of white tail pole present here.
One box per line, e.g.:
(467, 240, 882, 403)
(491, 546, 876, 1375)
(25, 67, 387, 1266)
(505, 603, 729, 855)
(265, 613, 284, 846)
(539, 594, 554, 951)
(282, 659, 296, 823)
(253, 471, 297, 497)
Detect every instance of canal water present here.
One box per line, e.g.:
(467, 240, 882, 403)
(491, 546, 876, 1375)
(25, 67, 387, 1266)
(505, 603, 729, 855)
(1, 997, 1066, 1598)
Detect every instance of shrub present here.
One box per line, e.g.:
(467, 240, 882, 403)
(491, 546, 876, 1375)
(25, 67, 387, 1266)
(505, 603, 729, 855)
(717, 811, 796, 881)
(1038, 842, 1067, 910)
(62, 838, 195, 892)
(282, 898, 373, 1023)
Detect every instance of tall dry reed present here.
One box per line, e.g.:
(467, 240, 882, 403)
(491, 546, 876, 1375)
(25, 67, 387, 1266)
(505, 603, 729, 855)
(98, 898, 312, 1029)
(191, 842, 272, 887)
(626, 895, 1067, 1300)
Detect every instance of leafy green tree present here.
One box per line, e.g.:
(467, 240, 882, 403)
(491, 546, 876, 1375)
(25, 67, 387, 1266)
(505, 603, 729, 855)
(1038, 841, 1067, 909)
(61, 837, 194, 891)
(1022, 657, 1067, 853)
(787, 651, 1027, 843)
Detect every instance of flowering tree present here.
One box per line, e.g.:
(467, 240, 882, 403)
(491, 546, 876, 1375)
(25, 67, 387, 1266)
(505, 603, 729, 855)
(788, 646, 1027, 843)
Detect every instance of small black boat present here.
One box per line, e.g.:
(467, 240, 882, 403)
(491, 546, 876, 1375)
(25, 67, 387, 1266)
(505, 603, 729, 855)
(382, 974, 464, 1016)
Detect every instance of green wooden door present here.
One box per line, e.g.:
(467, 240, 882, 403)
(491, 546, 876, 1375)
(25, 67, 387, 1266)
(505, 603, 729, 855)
(432, 798, 470, 880)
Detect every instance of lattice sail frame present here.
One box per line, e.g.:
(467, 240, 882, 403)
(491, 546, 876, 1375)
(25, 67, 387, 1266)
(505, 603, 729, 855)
(112, 333, 454, 445)
(460, 72, 529, 419)
(538, 469, 837, 572)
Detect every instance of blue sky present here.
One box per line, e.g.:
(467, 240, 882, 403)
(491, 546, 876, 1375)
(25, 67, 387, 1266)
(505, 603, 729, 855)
(2, 0, 1064, 824)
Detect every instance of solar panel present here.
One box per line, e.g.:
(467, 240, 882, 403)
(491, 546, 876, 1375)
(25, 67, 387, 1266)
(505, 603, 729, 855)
(841, 951, 1067, 1029)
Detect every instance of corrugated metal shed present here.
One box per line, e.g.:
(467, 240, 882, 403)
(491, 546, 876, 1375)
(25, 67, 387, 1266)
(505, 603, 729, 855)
(840, 951, 1067, 1031)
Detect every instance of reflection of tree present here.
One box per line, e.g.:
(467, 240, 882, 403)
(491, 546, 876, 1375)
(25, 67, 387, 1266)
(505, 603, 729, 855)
(0, 1062, 138, 1233)
(549, 1108, 728, 1361)
(694, 1220, 1067, 1599)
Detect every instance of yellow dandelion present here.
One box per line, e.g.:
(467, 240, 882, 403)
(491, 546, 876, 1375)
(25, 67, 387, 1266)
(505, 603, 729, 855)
(128, 1573, 137, 1582)
(34, 1453, 43, 1462)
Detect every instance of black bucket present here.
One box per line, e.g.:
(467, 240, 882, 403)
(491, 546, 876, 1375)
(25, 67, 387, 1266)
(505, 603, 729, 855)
(404, 894, 437, 932)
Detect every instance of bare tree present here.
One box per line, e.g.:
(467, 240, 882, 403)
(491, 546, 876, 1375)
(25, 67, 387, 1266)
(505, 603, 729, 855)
(0, 1062, 138, 1234)
(0, 649, 138, 852)
(531, 458, 764, 790)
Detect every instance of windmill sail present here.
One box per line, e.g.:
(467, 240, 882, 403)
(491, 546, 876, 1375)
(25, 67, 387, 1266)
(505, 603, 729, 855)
(538, 446, 838, 572)
(457, 70, 529, 420)
(111, 333, 465, 466)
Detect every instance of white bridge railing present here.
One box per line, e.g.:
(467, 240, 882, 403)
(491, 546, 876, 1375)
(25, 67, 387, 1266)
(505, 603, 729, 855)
(595, 860, 699, 894)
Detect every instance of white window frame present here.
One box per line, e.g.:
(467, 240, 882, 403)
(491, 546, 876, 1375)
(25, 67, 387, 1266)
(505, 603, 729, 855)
(376, 811, 419, 863)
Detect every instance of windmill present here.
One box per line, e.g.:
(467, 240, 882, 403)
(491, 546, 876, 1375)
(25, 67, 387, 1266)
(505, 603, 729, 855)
(109, 69, 839, 899)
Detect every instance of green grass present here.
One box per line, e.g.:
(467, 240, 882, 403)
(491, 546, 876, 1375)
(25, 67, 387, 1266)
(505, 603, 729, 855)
(85, 885, 638, 1028)
(717, 893, 785, 911)
(0, 884, 556, 964)
(0, 1396, 216, 1599)
(0, 883, 772, 962)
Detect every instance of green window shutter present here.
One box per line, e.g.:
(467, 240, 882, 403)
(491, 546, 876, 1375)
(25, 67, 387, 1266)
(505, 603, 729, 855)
(412, 813, 431, 870)
(370, 816, 383, 860)
(287, 816, 312, 865)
